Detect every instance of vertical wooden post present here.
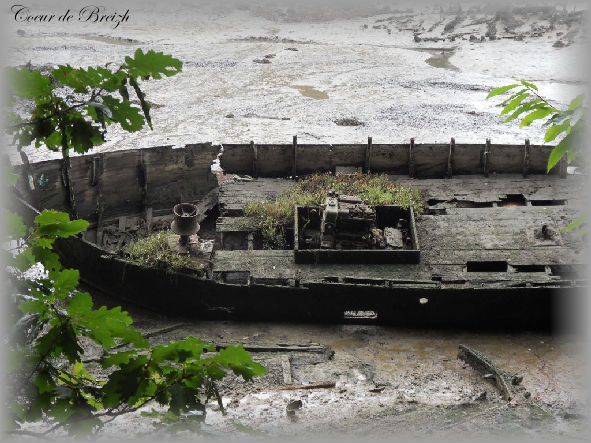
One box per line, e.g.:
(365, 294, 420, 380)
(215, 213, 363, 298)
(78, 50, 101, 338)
(483, 138, 491, 178)
(96, 190, 105, 246)
(251, 140, 258, 177)
(522, 139, 530, 178)
(138, 150, 148, 211)
(447, 137, 455, 178)
(292, 135, 297, 178)
(364, 136, 373, 173)
(409, 138, 415, 178)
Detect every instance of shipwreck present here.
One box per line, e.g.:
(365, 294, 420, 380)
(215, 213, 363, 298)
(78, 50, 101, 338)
(9, 137, 586, 329)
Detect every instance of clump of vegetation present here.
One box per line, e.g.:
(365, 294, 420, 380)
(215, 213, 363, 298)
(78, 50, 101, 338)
(125, 231, 199, 270)
(244, 173, 425, 249)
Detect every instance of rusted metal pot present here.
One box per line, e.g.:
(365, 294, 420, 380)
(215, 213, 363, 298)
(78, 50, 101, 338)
(171, 203, 200, 240)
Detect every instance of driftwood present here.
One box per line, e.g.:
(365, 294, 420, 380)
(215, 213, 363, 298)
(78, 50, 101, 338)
(278, 381, 336, 391)
(457, 344, 521, 401)
(213, 342, 332, 355)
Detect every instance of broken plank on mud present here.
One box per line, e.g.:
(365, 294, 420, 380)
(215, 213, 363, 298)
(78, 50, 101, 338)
(212, 342, 331, 354)
(457, 344, 517, 401)
(278, 381, 336, 390)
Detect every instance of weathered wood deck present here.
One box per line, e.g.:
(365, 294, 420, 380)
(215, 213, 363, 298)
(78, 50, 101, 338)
(213, 175, 585, 291)
(10, 141, 585, 328)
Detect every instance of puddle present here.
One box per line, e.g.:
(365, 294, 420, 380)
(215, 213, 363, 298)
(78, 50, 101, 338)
(290, 85, 329, 99)
(406, 47, 460, 72)
(425, 51, 459, 72)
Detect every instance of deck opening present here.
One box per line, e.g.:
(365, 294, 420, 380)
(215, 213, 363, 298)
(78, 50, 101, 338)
(455, 200, 494, 208)
(425, 208, 447, 215)
(466, 261, 508, 272)
(513, 264, 547, 273)
(323, 276, 340, 283)
(498, 194, 527, 207)
(428, 198, 446, 206)
(529, 199, 567, 206)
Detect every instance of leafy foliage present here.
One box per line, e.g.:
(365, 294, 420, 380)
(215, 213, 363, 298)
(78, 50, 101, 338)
(244, 173, 425, 249)
(3, 209, 265, 436)
(487, 79, 586, 236)
(5, 49, 183, 156)
(4, 50, 265, 437)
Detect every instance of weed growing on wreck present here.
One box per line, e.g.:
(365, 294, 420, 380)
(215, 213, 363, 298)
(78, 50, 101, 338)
(244, 173, 425, 249)
(124, 231, 200, 270)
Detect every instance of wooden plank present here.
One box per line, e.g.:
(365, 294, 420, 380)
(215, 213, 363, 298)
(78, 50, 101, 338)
(219, 144, 253, 174)
(413, 144, 448, 178)
(368, 144, 408, 173)
(296, 144, 332, 174)
(453, 144, 484, 175)
(529, 144, 556, 174)
(328, 144, 366, 169)
(489, 144, 526, 174)
(421, 247, 585, 266)
(141, 143, 218, 210)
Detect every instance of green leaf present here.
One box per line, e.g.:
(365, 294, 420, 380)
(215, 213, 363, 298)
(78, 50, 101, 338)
(519, 108, 555, 127)
(520, 79, 538, 91)
(544, 121, 571, 142)
(568, 94, 584, 111)
(69, 298, 148, 350)
(124, 49, 182, 81)
(101, 350, 137, 368)
(503, 99, 543, 122)
(547, 134, 572, 172)
(36, 323, 84, 363)
(50, 269, 80, 298)
(101, 96, 145, 132)
(35, 210, 89, 238)
(34, 371, 54, 394)
(545, 109, 574, 127)
(68, 119, 104, 154)
(561, 216, 585, 233)
(487, 84, 520, 99)
(215, 345, 266, 381)
(6, 67, 54, 98)
(500, 93, 529, 116)
(3, 209, 27, 240)
(500, 89, 528, 105)
(19, 299, 47, 315)
(52, 65, 125, 93)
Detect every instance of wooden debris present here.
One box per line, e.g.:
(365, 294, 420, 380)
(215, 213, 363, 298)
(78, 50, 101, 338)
(213, 342, 332, 355)
(457, 344, 517, 401)
(281, 355, 293, 385)
(279, 381, 336, 391)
